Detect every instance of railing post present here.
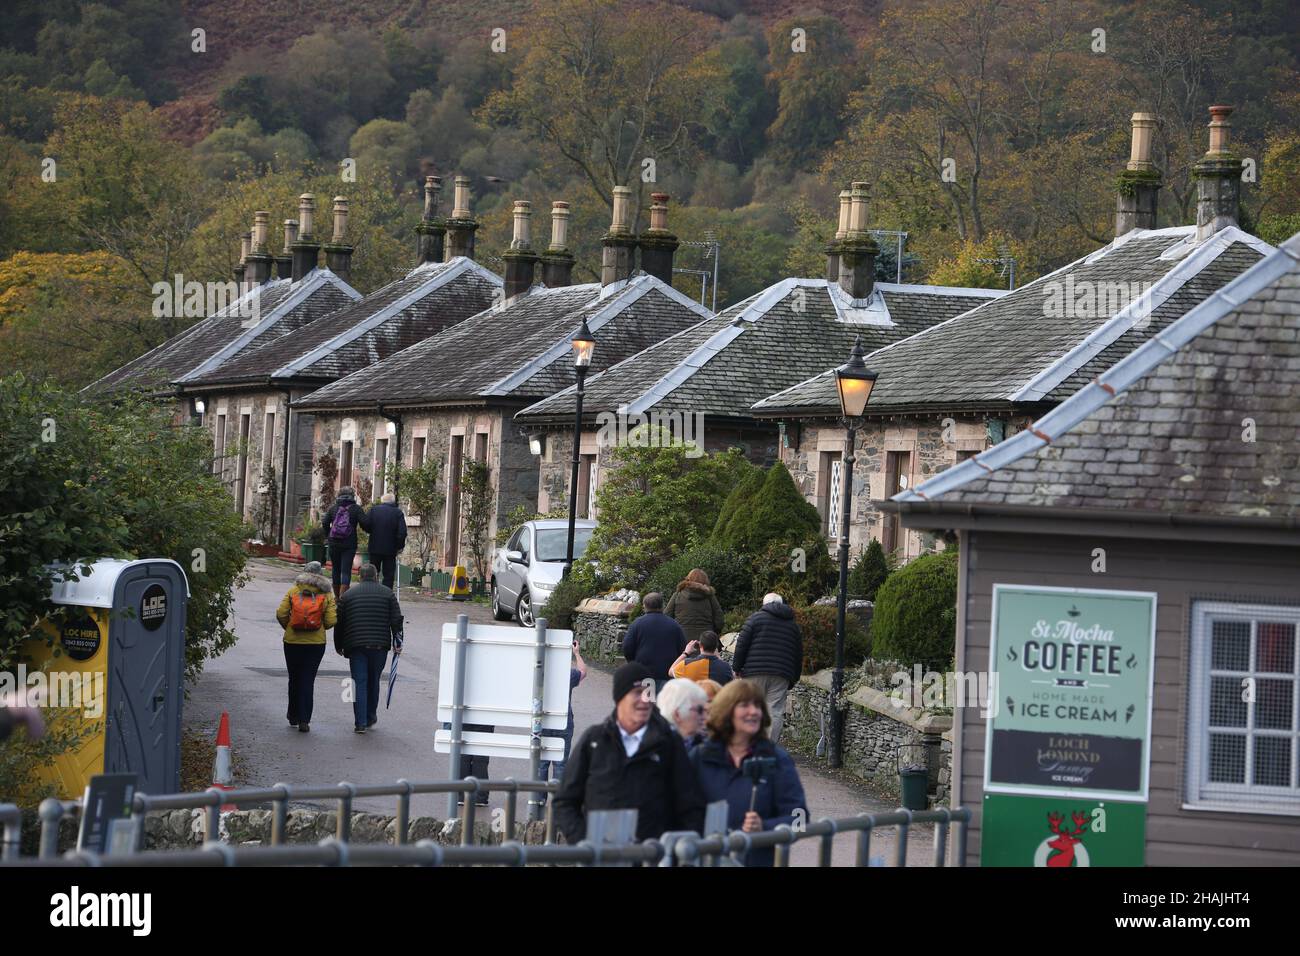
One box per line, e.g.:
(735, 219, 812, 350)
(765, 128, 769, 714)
(336, 783, 355, 842)
(933, 808, 951, 867)
(818, 819, 837, 867)
(895, 808, 912, 867)
(460, 779, 478, 846)
(528, 617, 547, 822)
(447, 613, 470, 820)
(774, 824, 794, 868)
(504, 779, 518, 840)
(39, 798, 64, 860)
(203, 789, 222, 843)
(544, 785, 556, 847)
(955, 807, 969, 867)
(271, 784, 290, 846)
(395, 779, 412, 846)
(855, 813, 874, 867)
(0, 804, 21, 860)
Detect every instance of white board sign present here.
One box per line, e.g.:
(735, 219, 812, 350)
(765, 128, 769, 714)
(435, 622, 575, 730)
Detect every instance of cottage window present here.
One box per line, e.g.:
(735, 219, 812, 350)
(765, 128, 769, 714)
(1186, 601, 1300, 814)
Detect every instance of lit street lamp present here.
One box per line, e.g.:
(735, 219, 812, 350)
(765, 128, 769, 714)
(830, 337, 877, 770)
(564, 317, 596, 577)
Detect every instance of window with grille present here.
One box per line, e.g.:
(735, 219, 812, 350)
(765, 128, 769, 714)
(826, 458, 843, 541)
(1186, 601, 1300, 814)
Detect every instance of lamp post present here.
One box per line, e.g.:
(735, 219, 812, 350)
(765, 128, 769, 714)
(830, 337, 878, 769)
(564, 317, 596, 577)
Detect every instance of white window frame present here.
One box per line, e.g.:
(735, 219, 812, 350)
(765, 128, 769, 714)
(1185, 600, 1300, 816)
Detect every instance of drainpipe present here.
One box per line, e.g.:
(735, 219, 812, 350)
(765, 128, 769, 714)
(379, 404, 403, 498)
(279, 387, 294, 552)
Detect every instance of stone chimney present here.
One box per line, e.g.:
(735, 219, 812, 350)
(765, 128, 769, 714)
(290, 193, 321, 282)
(323, 196, 354, 282)
(540, 201, 575, 288)
(234, 231, 250, 285)
(638, 192, 680, 286)
(837, 182, 878, 299)
(244, 210, 275, 284)
(601, 186, 637, 286)
(1194, 105, 1244, 242)
(444, 175, 478, 260)
(825, 188, 851, 282)
(416, 175, 446, 265)
(1115, 112, 1162, 237)
(502, 200, 540, 298)
(276, 219, 297, 279)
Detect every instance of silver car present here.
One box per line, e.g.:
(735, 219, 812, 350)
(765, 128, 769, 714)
(491, 518, 597, 627)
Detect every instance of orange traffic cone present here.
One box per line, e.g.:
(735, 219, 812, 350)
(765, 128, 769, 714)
(212, 711, 235, 811)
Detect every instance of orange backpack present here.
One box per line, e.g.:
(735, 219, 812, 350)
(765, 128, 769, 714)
(289, 591, 327, 631)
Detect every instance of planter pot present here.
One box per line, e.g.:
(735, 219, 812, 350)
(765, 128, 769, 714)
(301, 542, 326, 564)
(354, 551, 369, 571)
(288, 539, 303, 559)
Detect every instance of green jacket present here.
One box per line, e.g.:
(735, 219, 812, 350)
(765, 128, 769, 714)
(665, 582, 724, 644)
(276, 571, 338, 645)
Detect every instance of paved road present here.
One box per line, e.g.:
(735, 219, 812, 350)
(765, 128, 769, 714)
(185, 560, 940, 865)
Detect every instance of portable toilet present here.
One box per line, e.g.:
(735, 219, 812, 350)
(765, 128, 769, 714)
(23, 559, 189, 797)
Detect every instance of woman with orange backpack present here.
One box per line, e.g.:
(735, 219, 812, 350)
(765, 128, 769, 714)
(275, 560, 338, 732)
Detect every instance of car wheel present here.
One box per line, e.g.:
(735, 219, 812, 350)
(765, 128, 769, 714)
(517, 591, 535, 628)
(491, 582, 512, 621)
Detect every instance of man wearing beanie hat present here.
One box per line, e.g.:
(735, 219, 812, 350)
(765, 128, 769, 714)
(553, 662, 705, 843)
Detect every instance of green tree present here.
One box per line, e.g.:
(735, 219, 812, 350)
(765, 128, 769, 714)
(872, 549, 958, 668)
(764, 16, 863, 170)
(459, 458, 493, 583)
(848, 538, 893, 601)
(586, 431, 747, 588)
(384, 456, 443, 573)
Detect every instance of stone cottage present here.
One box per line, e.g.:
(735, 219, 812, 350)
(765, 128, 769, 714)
(292, 189, 713, 576)
(170, 177, 502, 548)
(750, 108, 1274, 564)
(514, 182, 1003, 517)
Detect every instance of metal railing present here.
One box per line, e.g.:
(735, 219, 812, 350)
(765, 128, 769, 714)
(3, 780, 970, 867)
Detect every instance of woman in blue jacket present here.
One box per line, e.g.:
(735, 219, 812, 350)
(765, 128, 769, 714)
(690, 678, 807, 866)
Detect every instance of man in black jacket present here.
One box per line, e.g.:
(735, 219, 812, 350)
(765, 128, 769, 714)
(365, 493, 407, 589)
(733, 593, 803, 744)
(335, 564, 403, 733)
(554, 662, 705, 843)
(621, 592, 687, 691)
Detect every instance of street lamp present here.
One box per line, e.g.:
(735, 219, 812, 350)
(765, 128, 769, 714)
(830, 337, 877, 770)
(564, 317, 596, 577)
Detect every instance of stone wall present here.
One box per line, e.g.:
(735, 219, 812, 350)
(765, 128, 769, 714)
(20, 807, 551, 856)
(573, 595, 637, 665)
(781, 412, 1033, 562)
(783, 669, 953, 807)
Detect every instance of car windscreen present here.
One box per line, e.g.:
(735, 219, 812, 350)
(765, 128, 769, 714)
(535, 527, 593, 563)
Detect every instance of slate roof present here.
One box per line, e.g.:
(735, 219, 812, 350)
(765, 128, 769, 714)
(890, 231, 1300, 524)
(294, 274, 714, 412)
(85, 269, 361, 395)
(752, 226, 1274, 418)
(178, 258, 502, 389)
(515, 279, 1002, 425)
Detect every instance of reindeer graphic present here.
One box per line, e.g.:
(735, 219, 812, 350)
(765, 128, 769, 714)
(1044, 811, 1090, 867)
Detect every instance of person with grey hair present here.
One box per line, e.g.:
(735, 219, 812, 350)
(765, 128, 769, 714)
(656, 677, 709, 753)
(336, 563, 403, 733)
(276, 560, 337, 732)
(621, 591, 688, 694)
(364, 491, 407, 589)
(733, 593, 803, 744)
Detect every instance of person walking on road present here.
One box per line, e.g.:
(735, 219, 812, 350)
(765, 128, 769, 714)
(323, 486, 368, 599)
(276, 560, 337, 732)
(732, 593, 803, 745)
(665, 568, 724, 645)
(537, 641, 588, 784)
(335, 563, 403, 733)
(554, 662, 705, 843)
(690, 679, 807, 867)
(365, 493, 407, 589)
(621, 592, 687, 693)
(669, 631, 734, 686)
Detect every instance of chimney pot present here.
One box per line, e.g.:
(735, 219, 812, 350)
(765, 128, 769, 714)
(549, 201, 571, 252)
(283, 219, 298, 254)
(835, 190, 852, 240)
(252, 211, 270, 252)
(1206, 105, 1233, 155)
(609, 186, 633, 235)
(541, 201, 575, 288)
(423, 175, 442, 220)
(452, 175, 472, 219)
(836, 183, 878, 299)
(648, 193, 670, 232)
(1116, 113, 1162, 237)
(510, 200, 533, 250)
(1193, 105, 1243, 241)
(298, 194, 316, 240)
(239, 232, 251, 263)
(638, 192, 679, 287)
(443, 174, 478, 260)
(1127, 112, 1157, 171)
(331, 196, 349, 244)
(601, 186, 638, 286)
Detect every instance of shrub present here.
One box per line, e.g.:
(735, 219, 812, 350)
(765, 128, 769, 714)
(642, 544, 755, 614)
(712, 461, 820, 556)
(751, 530, 836, 606)
(540, 562, 600, 631)
(871, 549, 958, 668)
(848, 538, 893, 601)
(710, 460, 763, 542)
(793, 603, 871, 674)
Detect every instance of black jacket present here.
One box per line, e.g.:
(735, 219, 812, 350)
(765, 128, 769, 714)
(622, 611, 688, 679)
(335, 581, 402, 656)
(323, 494, 368, 549)
(733, 602, 803, 684)
(365, 502, 407, 555)
(554, 710, 706, 843)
